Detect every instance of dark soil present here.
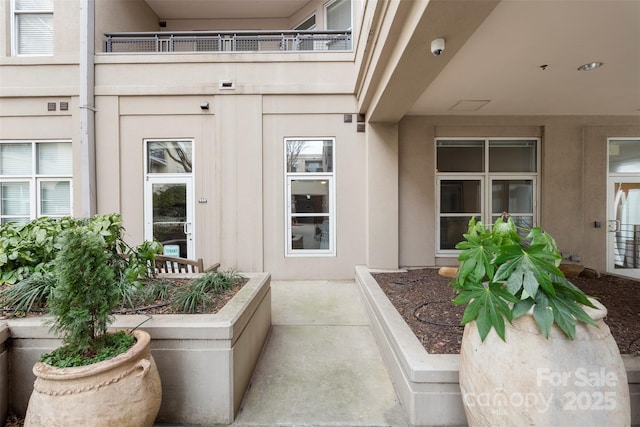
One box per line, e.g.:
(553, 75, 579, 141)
(0, 277, 244, 320)
(373, 268, 640, 356)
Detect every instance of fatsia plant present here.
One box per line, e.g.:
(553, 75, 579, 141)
(450, 215, 597, 342)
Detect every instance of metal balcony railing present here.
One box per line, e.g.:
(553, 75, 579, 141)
(614, 223, 640, 268)
(104, 30, 352, 53)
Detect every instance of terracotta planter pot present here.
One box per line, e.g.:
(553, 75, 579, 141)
(24, 329, 162, 427)
(459, 299, 630, 427)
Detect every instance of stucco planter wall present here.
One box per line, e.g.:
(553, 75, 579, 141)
(0, 323, 8, 424)
(355, 266, 640, 427)
(3, 272, 271, 426)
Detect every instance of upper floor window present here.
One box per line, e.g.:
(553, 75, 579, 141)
(0, 140, 72, 224)
(295, 14, 317, 31)
(326, 0, 351, 30)
(285, 138, 336, 256)
(325, 0, 351, 50)
(13, 0, 53, 56)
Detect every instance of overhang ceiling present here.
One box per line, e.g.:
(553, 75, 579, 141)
(408, 0, 640, 116)
(145, 0, 312, 20)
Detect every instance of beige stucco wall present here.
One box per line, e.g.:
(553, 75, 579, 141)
(397, 115, 640, 273)
(90, 49, 361, 278)
(94, 91, 364, 279)
(95, 0, 160, 52)
(263, 95, 367, 279)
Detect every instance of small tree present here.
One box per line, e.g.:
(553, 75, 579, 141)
(47, 226, 119, 355)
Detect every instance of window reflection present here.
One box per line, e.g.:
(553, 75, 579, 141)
(148, 141, 193, 173)
(286, 140, 333, 173)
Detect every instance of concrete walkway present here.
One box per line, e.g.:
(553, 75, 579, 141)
(232, 280, 408, 427)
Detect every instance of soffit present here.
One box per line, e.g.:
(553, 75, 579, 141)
(144, 0, 313, 20)
(408, 0, 640, 116)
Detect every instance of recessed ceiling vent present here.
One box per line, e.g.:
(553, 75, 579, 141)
(449, 100, 491, 112)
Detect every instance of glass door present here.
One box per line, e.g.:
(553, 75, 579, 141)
(145, 177, 194, 259)
(437, 177, 483, 253)
(490, 178, 535, 230)
(608, 178, 640, 278)
(607, 138, 640, 279)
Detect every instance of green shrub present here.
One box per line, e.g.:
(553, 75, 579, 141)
(0, 216, 76, 284)
(174, 270, 245, 313)
(39, 330, 135, 368)
(46, 226, 119, 354)
(0, 213, 162, 315)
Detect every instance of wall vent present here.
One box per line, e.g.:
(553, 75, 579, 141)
(59, 102, 69, 111)
(47, 102, 56, 111)
(219, 80, 235, 90)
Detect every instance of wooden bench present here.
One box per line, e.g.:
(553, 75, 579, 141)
(151, 255, 220, 275)
(119, 253, 220, 276)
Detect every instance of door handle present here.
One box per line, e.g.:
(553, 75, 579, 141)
(608, 220, 620, 232)
(183, 222, 191, 235)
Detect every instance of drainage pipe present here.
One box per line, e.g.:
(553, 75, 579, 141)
(79, 0, 96, 217)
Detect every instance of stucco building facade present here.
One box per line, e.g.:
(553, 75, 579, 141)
(1, 0, 639, 280)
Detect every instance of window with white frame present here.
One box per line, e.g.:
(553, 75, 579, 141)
(13, 0, 53, 56)
(0, 140, 72, 224)
(325, 0, 351, 49)
(436, 138, 538, 254)
(285, 138, 335, 256)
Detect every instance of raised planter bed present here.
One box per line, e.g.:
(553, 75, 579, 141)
(1, 272, 271, 426)
(355, 265, 640, 427)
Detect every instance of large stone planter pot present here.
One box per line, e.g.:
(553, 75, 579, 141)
(459, 299, 630, 426)
(24, 329, 162, 427)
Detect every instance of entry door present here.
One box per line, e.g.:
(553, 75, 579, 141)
(608, 178, 640, 279)
(145, 177, 194, 259)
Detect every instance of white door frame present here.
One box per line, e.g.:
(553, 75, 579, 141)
(144, 176, 195, 259)
(607, 176, 640, 279)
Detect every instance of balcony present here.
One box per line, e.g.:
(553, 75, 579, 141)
(104, 30, 352, 53)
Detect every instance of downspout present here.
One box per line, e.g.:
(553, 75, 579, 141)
(79, 0, 96, 217)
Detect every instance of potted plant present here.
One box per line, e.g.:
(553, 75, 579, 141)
(23, 224, 162, 427)
(450, 214, 630, 426)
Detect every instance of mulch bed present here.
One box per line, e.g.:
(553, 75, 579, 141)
(373, 268, 640, 356)
(0, 277, 244, 320)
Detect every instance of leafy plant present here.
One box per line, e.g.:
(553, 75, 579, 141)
(450, 215, 597, 342)
(0, 272, 56, 315)
(0, 216, 76, 284)
(45, 226, 121, 361)
(174, 270, 245, 313)
(39, 330, 135, 368)
(0, 213, 162, 316)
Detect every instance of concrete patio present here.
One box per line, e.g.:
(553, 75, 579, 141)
(231, 280, 408, 427)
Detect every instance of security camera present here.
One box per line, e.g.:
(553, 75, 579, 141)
(431, 38, 445, 56)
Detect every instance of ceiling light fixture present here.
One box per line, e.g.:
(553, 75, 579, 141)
(577, 61, 604, 71)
